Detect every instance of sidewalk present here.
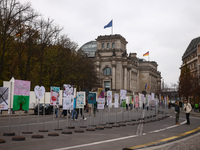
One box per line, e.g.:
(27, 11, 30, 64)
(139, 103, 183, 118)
(180, 109, 200, 117)
(0, 109, 35, 117)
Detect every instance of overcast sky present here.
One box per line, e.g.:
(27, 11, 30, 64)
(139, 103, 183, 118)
(19, 0, 200, 87)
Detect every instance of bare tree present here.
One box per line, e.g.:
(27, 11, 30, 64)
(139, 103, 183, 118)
(0, 0, 37, 79)
(36, 18, 62, 86)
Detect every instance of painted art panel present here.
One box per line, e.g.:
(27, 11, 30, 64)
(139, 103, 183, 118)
(76, 92, 85, 109)
(107, 91, 112, 107)
(114, 93, 119, 108)
(13, 79, 30, 111)
(14, 80, 30, 96)
(139, 93, 143, 108)
(129, 96, 133, 104)
(63, 84, 74, 110)
(13, 95, 29, 111)
(97, 98, 105, 109)
(50, 87, 60, 106)
(120, 90, 127, 100)
(135, 95, 139, 108)
(97, 88, 105, 98)
(126, 96, 129, 104)
(88, 92, 97, 104)
(151, 93, 155, 100)
(63, 84, 74, 97)
(0, 87, 8, 110)
(120, 99, 126, 108)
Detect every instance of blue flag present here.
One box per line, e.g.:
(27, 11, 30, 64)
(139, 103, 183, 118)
(145, 84, 147, 90)
(104, 20, 112, 29)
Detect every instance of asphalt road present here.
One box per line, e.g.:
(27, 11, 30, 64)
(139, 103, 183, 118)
(0, 107, 199, 150)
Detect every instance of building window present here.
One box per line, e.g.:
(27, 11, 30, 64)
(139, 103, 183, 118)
(107, 43, 110, 48)
(104, 81, 110, 91)
(112, 42, 115, 48)
(102, 43, 105, 49)
(103, 67, 112, 76)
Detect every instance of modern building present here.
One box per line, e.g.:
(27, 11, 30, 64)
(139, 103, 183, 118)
(80, 34, 162, 95)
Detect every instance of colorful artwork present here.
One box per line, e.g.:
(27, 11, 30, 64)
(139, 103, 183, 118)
(63, 84, 74, 97)
(120, 90, 126, 100)
(131, 95, 134, 106)
(0, 87, 9, 110)
(129, 96, 133, 104)
(13, 80, 31, 111)
(88, 92, 96, 104)
(120, 99, 126, 108)
(139, 93, 143, 108)
(97, 98, 105, 109)
(34, 86, 45, 99)
(150, 99, 156, 108)
(76, 92, 85, 109)
(114, 93, 119, 108)
(50, 87, 60, 106)
(126, 96, 129, 104)
(63, 84, 74, 110)
(135, 95, 139, 108)
(97, 88, 105, 98)
(107, 91, 112, 107)
(151, 93, 155, 100)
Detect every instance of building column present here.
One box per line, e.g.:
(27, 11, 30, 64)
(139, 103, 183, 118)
(124, 66, 127, 90)
(112, 64, 116, 90)
(129, 70, 132, 91)
(96, 61, 101, 86)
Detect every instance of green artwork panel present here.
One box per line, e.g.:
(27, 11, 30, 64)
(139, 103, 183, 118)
(122, 99, 126, 108)
(13, 95, 29, 111)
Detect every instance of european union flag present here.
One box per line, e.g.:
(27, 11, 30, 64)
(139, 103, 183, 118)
(104, 20, 112, 29)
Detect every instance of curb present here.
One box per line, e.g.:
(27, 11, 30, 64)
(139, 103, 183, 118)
(123, 127, 200, 150)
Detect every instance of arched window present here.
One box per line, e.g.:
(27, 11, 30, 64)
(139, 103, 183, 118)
(112, 42, 115, 48)
(107, 43, 110, 48)
(102, 43, 105, 49)
(103, 67, 112, 76)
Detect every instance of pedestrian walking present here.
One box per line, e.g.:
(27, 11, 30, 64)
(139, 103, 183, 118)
(175, 101, 180, 125)
(60, 109, 67, 117)
(75, 108, 86, 120)
(184, 99, 192, 125)
(94, 102, 97, 116)
(71, 108, 77, 120)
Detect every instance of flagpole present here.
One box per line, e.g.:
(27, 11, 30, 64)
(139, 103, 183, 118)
(111, 19, 113, 35)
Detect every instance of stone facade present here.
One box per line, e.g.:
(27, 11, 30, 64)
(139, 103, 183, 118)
(181, 37, 200, 77)
(81, 34, 162, 95)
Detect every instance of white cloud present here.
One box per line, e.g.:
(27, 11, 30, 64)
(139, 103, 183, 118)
(19, 0, 200, 86)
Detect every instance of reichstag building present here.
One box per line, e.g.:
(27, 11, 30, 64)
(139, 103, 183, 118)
(80, 34, 161, 95)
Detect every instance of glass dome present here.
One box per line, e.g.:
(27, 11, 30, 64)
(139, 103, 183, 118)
(80, 41, 97, 57)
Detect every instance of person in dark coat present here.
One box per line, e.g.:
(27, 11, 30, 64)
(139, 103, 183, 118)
(175, 101, 180, 125)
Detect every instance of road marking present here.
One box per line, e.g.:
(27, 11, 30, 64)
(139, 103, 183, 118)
(53, 135, 139, 150)
(52, 120, 188, 150)
(125, 126, 200, 150)
(148, 121, 187, 134)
